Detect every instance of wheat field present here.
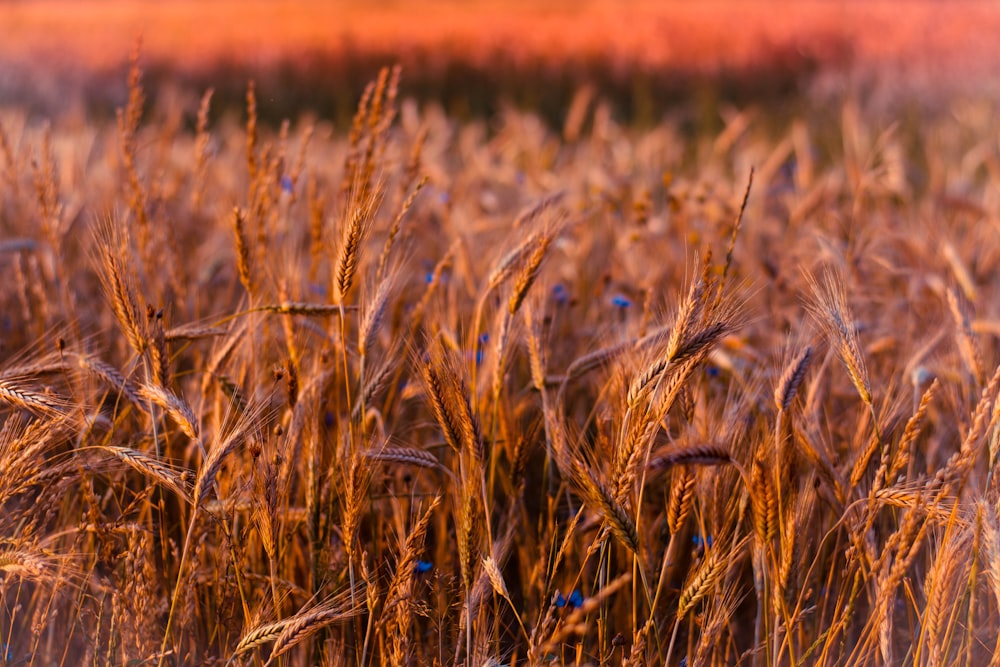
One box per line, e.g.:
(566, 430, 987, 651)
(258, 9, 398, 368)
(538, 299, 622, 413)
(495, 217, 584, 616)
(1, 52, 1000, 666)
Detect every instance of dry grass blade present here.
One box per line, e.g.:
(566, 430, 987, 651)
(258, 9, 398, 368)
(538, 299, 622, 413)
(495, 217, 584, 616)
(195, 400, 269, 505)
(71, 352, 142, 406)
(482, 555, 513, 604)
(666, 277, 708, 363)
(850, 429, 883, 488)
(947, 287, 986, 386)
(335, 176, 384, 303)
(255, 301, 357, 316)
(667, 467, 696, 534)
(508, 233, 553, 316)
(806, 270, 872, 406)
(678, 535, 748, 618)
(455, 478, 481, 594)
(775, 345, 813, 411)
(0, 378, 68, 416)
(751, 448, 778, 544)
(933, 364, 1000, 494)
(481, 554, 530, 641)
(420, 355, 465, 454)
(231, 206, 253, 296)
(670, 320, 731, 365)
(523, 300, 547, 391)
(983, 505, 1000, 618)
(376, 175, 427, 284)
(233, 618, 288, 655)
(138, 383, 200, 443)
(381, 496, 441, 620)
(560, 323, 673, 393)
(693, 584, 745, 666)
(647, 443, 732, 470)
(942, 240, 977, 303)
(486, 231, 542, 293)
(627, 319, 730, 410)
(190, 87, 213, 209)
(534, 574, 631, 657)
(513, 191, 566, 229)
(0, 548, 61, 582)
(713, 167, 753, 309)
(93, 215, 146, 355)
(362, 445, 444, 472)
(164, 323, 228, 342)
(100, 446, 193, 503)
(888, 378, 938, 483)
(353, 353, 397, 419)
(268, 597, 363, 663)
(572, 462, 639, 554)
(422, 339, 483, 462)
(871, 485, 946, 516)
(359, 274, 393, 358)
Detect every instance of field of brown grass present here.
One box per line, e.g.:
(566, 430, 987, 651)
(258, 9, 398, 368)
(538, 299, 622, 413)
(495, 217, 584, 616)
(1, 12, 1000, 666)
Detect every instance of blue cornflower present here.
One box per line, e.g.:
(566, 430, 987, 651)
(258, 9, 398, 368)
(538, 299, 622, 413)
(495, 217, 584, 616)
(415, 560, 433, 574)
(692, 534, 714, 549)
(552, 283, 569, 304)
(280, 175, 294, 194)
(555, 589, 584, 609)
(611, 294, 632, 309)
(474, 333, 489, 366)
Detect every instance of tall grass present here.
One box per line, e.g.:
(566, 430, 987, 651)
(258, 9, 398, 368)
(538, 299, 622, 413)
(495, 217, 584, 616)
(1, 57, 999, 666)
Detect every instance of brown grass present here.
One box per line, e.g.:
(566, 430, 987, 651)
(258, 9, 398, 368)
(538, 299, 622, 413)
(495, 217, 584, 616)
(2, 55, 1000, 667)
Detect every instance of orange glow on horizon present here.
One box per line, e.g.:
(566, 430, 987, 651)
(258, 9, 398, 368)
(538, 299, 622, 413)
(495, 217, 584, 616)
(0, 0, 997, 85)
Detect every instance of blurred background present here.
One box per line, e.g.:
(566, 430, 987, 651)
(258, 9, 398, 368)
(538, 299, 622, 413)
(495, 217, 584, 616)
(1, 0, 999, 126)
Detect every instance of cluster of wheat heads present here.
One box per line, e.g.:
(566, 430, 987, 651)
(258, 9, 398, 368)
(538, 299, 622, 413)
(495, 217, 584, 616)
(1, 57, 1000, 665)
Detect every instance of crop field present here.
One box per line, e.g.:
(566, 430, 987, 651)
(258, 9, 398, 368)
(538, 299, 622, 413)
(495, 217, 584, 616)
(2, 4, 1000, 666)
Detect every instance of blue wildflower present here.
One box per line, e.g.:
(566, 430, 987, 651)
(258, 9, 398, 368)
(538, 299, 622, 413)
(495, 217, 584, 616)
(280, 175, 294, 194)
(611, 294, 632, 308)
(706, 366, 720, 378)
(552, 283, 569, 304)
(692, 535, 714, 549)
(415, 560, 433, 574)
(567, 589, 584, 608)
(472, 333, 489, 366)
(555, 589, 584, 609)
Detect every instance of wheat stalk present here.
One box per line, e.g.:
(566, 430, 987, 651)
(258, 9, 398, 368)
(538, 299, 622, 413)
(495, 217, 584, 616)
(100, 445, 192, 503)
